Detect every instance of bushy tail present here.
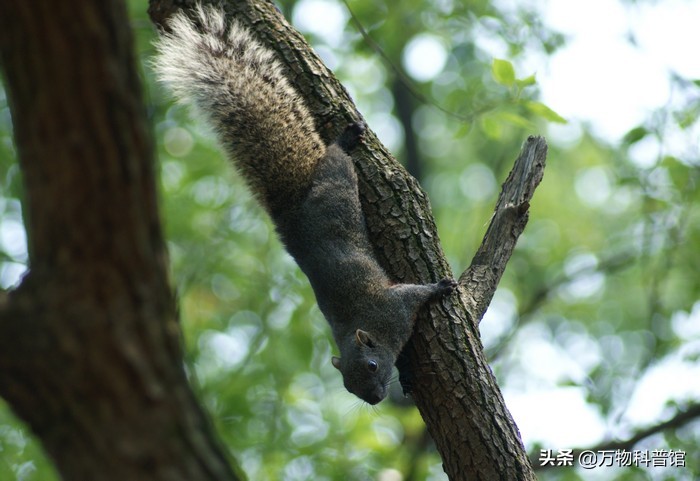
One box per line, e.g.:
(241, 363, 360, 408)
(153, 5, 325, 213)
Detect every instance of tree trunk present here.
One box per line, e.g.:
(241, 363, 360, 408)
(0, 1, 242, 480)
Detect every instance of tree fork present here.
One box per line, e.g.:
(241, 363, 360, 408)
(0, 0, 546, 479)
(150, 1, 545, 480)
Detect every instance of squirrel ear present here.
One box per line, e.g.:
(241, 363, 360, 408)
(355, 329, 372, 347)
(331, 356, 342, 370)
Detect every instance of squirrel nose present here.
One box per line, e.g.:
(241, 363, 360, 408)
(365, 388, 386, 405)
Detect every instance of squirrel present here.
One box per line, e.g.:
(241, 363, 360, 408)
(153, 5, 457, 404)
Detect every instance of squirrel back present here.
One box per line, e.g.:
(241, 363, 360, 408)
(154, 6, 457, 404)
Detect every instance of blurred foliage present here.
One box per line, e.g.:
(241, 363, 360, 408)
(1, 0, 699, 480)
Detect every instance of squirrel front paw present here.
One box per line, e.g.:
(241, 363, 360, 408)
(336, 121, 366, 152)
(436, 278, 458, 295)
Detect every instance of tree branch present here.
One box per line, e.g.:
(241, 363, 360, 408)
(459, 136, 547, 324)
(533, 402, 700, 471)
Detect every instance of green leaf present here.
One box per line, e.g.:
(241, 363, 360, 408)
(515, 73, 537, 88)
(455, 121, 473, 138)
(622, 126, 648, 145)
(661, 155, 690, 190)
(674, 106, 700, 130)
(480, 114, 503, 139)
(492, 59, 516, 86)
(524, 100, 567, 123)
(497, 111, 534, 129)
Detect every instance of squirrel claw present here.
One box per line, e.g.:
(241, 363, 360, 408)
(346, 120, 366, 137)
(337, 121, 366, 152)
(437, 278, 458, 295)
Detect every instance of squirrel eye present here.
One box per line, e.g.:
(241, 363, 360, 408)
(367, 360, 378, 372)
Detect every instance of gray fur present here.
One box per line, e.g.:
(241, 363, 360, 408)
(154, 6, 456, 404)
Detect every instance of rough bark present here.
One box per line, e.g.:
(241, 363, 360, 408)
(0, 1, 242, 480)
(149, 1, 545, 480)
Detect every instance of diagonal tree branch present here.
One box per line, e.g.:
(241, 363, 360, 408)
(459, 135, 547, 325)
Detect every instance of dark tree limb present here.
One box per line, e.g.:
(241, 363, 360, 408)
(149, 1, 545, 480)
(0, 1, 242, 480)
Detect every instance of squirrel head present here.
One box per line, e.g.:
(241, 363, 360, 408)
(332, 329, 395, 404)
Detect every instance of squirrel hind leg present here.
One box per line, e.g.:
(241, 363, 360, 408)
(335, 121, 366, 153)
